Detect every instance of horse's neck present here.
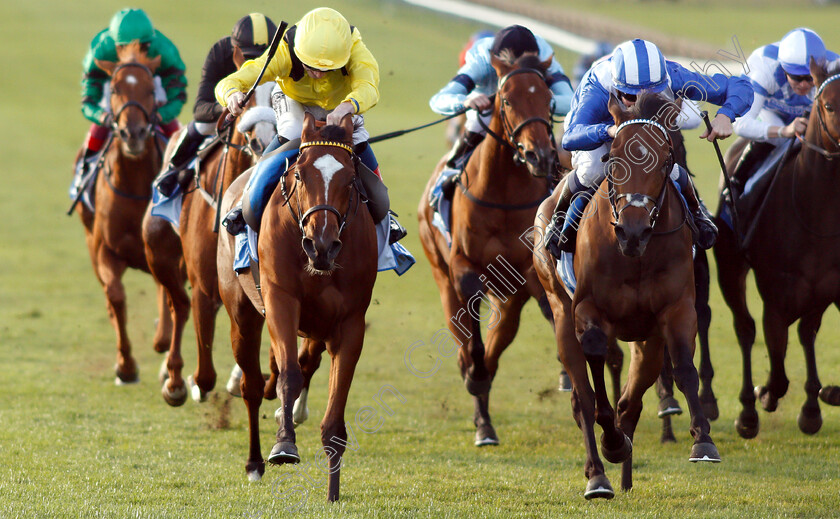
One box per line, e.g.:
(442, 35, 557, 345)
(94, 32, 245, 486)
(787, 122, 840, 226)
(108, 136, 161, 191)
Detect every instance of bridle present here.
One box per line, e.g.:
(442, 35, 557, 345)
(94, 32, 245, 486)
(279, 140, 362, 238)
(109, 62, 158, 139)
(477, 67, 554, 165)
(607, 118, 680, 232)
(797, 73, 840, 160)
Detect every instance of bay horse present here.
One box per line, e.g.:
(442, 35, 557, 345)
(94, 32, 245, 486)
(714, 59, 840, 439)
(141, 82, 276, 406)
(418, 52, 557, 447)
(73, 42, 168, 384)
(217, 113, 377, 501)
(534, 93, 719, 498)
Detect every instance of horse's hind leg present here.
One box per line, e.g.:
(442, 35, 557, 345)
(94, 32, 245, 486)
(617, 338, 666, 492)
(694, 250, 718, 420)
(713, 224, 758, 438)
(188, 288, 221, 402)
(153, 284, 173, 354)
(656, 352, 679, 444)
(320, 315, 366, 501)
(797, 311, 825, 434)
(288, 338, 326, 427)
(819, 304, 840, 406)
(96, 247, 137, 384)
(605, 340, 623, 408)
(755, 307, 792, 413)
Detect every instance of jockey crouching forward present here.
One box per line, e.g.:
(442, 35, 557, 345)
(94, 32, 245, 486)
(545, 38, 754, 257)
(74, 8, 186, 187)
(730, 28, 840, 220)
(428, 24, 574, 193)
(216, 7, 406, 245)
(155, 13, 277, 197)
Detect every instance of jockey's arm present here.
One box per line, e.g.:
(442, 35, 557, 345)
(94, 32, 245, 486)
(545, 62, 574, 115)
(215, 43, 289, 109)
(80, 38, 109, 125)
(669, 62, 753, 135)
(194, 38, 230, 123)
(340, 28, 380, 115)
(153, 31, 187, 124)
(561, 82, 612, 151)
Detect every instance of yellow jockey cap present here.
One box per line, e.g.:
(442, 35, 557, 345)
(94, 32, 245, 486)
(294, 8, 352, 71)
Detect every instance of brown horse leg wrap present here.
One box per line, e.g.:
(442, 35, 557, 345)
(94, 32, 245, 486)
(357, 161, 390, 223)
(465, 372, 492, 396)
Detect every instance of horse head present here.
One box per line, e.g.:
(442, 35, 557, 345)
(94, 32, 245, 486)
(490, 52, 556, 177)
(291, 112, 359, 274)
(95, 42, 161, 157)
(809, 57, 840, 156)
(607, 92, 680, 257)
(235, 80, 277, 157)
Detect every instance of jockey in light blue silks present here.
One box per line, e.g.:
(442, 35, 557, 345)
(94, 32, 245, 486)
(429, 25, 574, 176)
(544, 38, 754, 257)
(729, 28, 840, 214)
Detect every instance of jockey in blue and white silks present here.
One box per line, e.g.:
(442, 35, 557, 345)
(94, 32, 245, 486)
(429, 25, 574, 171)
(544, 38, 753, 256)
(730, 28, 840, 193)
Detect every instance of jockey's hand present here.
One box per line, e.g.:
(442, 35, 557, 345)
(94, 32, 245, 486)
(781, 117, 808, 138)
(465, 92, 492, 111)
(699, 113, 733, 141)
(99, 112, 113, 127)
(225, 91, 246, 117)
(607, 125, 617, 138)
(326, 101, 356, 126)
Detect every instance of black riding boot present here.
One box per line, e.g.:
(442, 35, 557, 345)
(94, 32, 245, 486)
(155, 123, 205, 197)
(446, 131, 483, 169)
(544, 180, 577, 258)
(682, 180, 718, 250)
(730, 141, 774, 198)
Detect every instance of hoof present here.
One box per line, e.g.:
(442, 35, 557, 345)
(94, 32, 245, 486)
(601, 433, 632, 464)
(584, 474, 614, 500)
(114, 365, 139, 386)
(161, 380, 188, 407)
(689, 442, 721, 463)
(474, 423, 499, 447)
(658, 396, 683, 418)
(158, 359, 169, 385)
(188, 375, 208, 403)
(246, 459, 265, 482)
(798, 406, 822, 435)
(755, 385, 778, 412)
(465, 373, 491, 396)
(819, 386, 840, 406)
(735, 410, 759, 439)
(274, 407, 283, 426)
(226, 365, 242, 397)
(268, 442, 300, 465)
(558, 371, 572, 392)
(660, 428, 677, 444)
(292, 388, 309, 427)
(247, 470, 262, 482)
(700, 393, 719, 421)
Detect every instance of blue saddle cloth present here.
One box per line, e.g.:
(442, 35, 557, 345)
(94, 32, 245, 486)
(429, 167, 460, 248)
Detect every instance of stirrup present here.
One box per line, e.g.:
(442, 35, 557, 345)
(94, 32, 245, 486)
(222, 204, 246, 236)
(692, 209, 718, 250)
(545, 213, 574, 257)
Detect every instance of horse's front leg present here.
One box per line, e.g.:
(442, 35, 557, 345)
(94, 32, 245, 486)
(320, 314, 366, 502)
(264, 294, 303, 465)
(287, 338, 326, 427)
(694, 250, 718, 420)
(660, 300, 720, 463)
(756, 306, 791, 413)
(96, 245, 137, 385)
(797, 310, 825, 434)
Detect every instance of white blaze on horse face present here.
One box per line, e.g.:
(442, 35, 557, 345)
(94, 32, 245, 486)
(125, 75, 138, 86)
(313, 154, 343, 204)
(528, 85, 536, 94)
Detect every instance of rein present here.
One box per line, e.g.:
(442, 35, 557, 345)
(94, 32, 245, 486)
(280, 140, 361, 238)
(795, 74, 840, 160)
(608, 118, 686, 234)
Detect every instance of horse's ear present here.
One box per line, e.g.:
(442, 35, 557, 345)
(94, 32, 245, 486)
(539, 56, 552, 73)
(147, 54, 162, 73)
(339, 113, 354, 143)
(490, 52, 513, 78)
(811, 56, 828, 88)
(95, 59, 117, 76)
(608, 93, 628, 123)
(301, 112, 316, 140)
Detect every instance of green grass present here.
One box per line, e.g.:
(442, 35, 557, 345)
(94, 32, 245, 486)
(2, 1, 840, 517)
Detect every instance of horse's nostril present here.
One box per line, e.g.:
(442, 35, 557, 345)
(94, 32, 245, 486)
(302, 237, 316, 257)
(640, 227, 653, 243)
(328, 240, 342, 260)
(525, 150, 539, 165)
(614, 225, 627, 243)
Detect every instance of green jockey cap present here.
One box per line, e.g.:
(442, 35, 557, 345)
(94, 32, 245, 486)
(109, 8, 154, 45)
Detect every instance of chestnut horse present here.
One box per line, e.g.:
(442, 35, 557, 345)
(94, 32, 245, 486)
(141, 82, 276, 406)
(714, 60, 840, 439)
(418, 52, 557, 447)
(534, 93, 719, 498)
(217, 113, 377, 501)
(73, 43, 168, 384)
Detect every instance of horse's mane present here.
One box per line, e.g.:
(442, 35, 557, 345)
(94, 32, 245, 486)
(628, 92, 682, 143)
(318, 124, 348, 142)
(495, 50, 546, 72)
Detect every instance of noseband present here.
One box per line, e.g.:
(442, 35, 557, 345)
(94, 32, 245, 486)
(280, 140, 361, 237)
(797, 73, 840, 160)
(110, 62, 157, 137)
(478, 67, 554, 165)
(608, 118, 675, 228)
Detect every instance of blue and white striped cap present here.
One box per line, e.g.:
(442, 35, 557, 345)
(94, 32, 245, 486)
(778, 28, 826, 76)
(611, 39, 668, 94)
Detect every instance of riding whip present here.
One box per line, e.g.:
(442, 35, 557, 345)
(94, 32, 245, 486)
(701, 111, 741, 239)
(368, 108, 467, 144)
(220, 20, 288, 131)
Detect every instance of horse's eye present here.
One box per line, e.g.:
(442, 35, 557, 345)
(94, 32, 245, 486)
(826, 103, 834, 113)
(294, 172, 301, 181)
